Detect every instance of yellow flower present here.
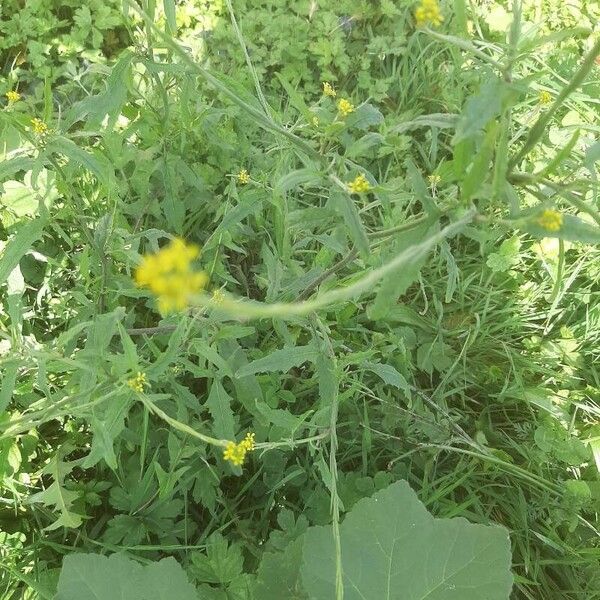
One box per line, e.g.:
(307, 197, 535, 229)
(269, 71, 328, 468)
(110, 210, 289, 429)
(223, 433, 256, 467)
(322, 82, 337, 97)
(134, 237, 208, 313)
(537, 209, 563, 232)
(428, 174, 441, 186)
(539, 90, 552, 105)
(237, 169, 250, 184)
(415, 0, 444, 27)
(312, 115, 319, 127)
(337, 98, 355, 118)
(6, 90, 21, 103)
(211, 288, 225, 304)
(127, 371, 148, 393)
(30, 118, 48, 135)
(347, 174, 371, 194)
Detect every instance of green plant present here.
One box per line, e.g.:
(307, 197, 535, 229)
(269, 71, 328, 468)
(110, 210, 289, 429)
(1, 0, 600, 599)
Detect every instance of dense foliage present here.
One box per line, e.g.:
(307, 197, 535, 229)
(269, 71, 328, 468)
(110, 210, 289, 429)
(1, 0, 600, 598)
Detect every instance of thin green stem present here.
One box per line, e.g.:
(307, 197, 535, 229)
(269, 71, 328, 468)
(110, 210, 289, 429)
(192, 212, 475, 319)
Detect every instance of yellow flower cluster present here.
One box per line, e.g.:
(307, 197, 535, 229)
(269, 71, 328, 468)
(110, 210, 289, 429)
(322, 82, 337, 97)
(223, 433, 256, 466)
(211, 288, 225, 304)
(347, 174, 371, 194)
(127, 371, 148, 393)
(237, 169, 250, 184)
(30, 118, 48, 135)
(6, 90, 21, 103)
(415, 0, 444, 27)
(312, 115, 320, 127)
(134, 237, 208, 313)
(337, 98, 355, 117)
(537, 209, 563, 232)
(539, 90, 552, 105)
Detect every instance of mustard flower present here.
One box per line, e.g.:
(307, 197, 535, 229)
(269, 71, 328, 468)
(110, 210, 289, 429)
(415, 0, 444, 28)
(211, 288, 225, 304)
(6, 90, 21, 103)
(127, 371, 148, 393)
(30, 118, 48, 135)
(237, 169, 250, 184)
(539, 90, 552, 105)
(537, 209, 563, 232)
(134, 237, 208, 313)
(322, 82, 337, 97)
(337, 98, 355, 117)
(223, 433, 256, 467)
(347, 174, 371, 194)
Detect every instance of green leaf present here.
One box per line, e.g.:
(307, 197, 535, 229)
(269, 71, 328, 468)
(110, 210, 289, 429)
(190, 532, 244, 585)
(328, 188, 370, 257)
(236, 345, 318, 377)
(55, 553, 197, 600)
(64, 51, 134, 129)
(253, 537, 308, 599)
(0, 156, 36, 182)
(0, 214, 47, 286)
(406, 158, 438, 216)
(48, 138, 109, 183)
(207, 380, 236, 440)
(27, 446, 83, 530)
(163, 0, 177, 33)
(276, 74, 312, 121)
(345, 103, 384, 130)
(454, 78, 504, 143)
(369, 220, 438, 319)
(300, 480, 513, 599)
(364, 362, 411, 397)
(461, 120, 498, 202)
(276, 168, 323, 194)
(416, 340, 455, 375)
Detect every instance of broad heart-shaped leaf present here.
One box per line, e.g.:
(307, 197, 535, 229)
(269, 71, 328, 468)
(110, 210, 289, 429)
(300, 480, 513, 600)
(54, 553, 197, 600)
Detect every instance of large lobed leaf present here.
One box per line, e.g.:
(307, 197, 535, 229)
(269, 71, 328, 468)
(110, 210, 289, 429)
(255, 480, 513, 599)
(300, 480, 513, 600)
(54, 553, 197, 600)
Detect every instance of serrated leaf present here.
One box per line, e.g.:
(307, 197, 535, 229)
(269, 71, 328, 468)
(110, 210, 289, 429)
(190, 532, 244, 584)
(236, 345, 318, 377)
(207, 380, 236, 440)
(55, 553, 197, 600)
(64, 51, 134, 129)
(27, 446, 83, 530)
(300, 480, 513, 599)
